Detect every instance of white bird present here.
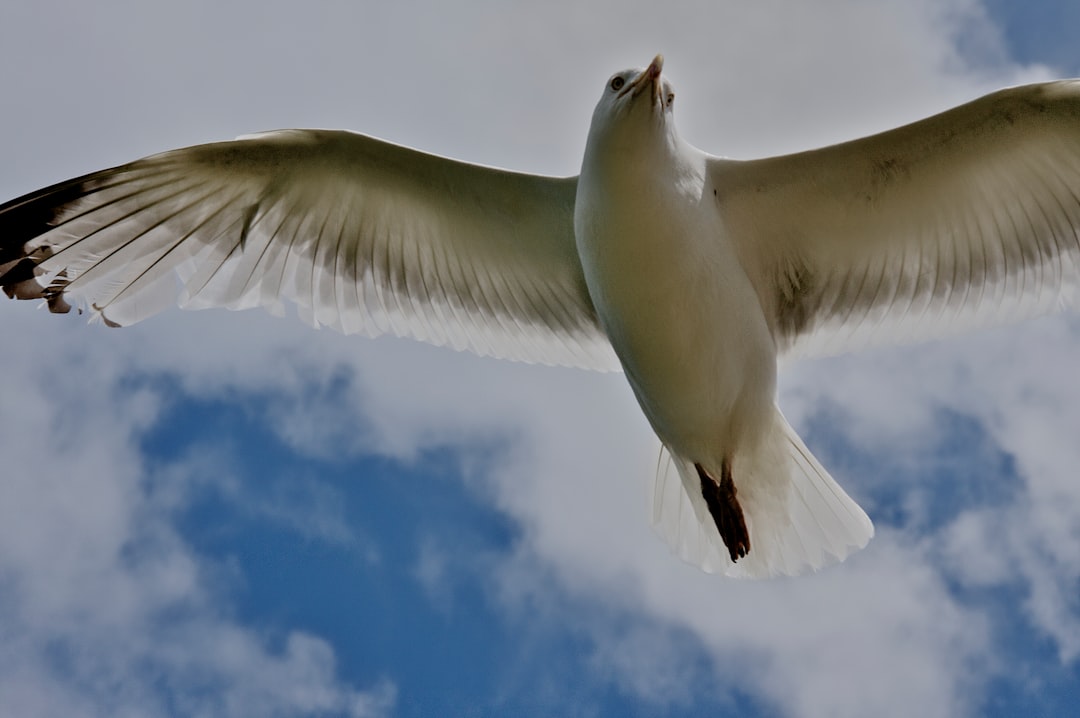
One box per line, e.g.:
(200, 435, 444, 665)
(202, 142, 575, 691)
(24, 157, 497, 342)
(4, 55, 1080, 577)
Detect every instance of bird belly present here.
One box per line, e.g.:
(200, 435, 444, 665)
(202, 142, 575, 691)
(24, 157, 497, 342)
(578, 199, 777, 460)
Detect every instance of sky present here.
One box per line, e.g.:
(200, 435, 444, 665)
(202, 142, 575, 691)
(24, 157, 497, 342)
(1, 1, 1079, 716)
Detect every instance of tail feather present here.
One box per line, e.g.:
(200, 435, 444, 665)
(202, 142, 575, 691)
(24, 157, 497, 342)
(651, 407, 873, 578)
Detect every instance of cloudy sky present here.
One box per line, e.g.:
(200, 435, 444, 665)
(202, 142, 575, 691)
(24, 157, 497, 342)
(2, 1, 1079, 716)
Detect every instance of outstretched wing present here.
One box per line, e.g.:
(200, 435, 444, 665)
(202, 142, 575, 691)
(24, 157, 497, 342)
(0, 130, 618, 370)
(710, 80, 1080, 358)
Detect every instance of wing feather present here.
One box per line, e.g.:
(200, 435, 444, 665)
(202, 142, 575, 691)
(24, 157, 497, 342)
(0, 130, 617, 370)
(710, 80, 1080, 357)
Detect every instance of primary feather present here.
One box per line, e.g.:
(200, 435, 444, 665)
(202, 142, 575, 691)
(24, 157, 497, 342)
(0, 130, 618, 370)
(715, 80, 1080, 359)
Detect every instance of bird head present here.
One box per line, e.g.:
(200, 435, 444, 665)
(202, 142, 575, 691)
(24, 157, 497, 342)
(584, 55, 677, 163)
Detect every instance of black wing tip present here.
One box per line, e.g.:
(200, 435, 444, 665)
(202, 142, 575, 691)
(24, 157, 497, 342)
(0, 174, 104, 315)
(0, 178, 97, 253)
(0, 258, 74, 315)
(0, 257, 38, 289)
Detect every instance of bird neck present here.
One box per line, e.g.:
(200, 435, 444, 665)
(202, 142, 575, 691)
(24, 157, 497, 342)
(582, 120, 684, 184)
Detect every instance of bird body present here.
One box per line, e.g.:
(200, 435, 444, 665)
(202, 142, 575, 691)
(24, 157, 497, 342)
(576, 85, 773, 452)
(5, 55, 1080, 576)
(574, 57, 870, 574)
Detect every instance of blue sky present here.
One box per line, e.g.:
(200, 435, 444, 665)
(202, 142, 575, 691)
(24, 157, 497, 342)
(2, 1, 1080, 716)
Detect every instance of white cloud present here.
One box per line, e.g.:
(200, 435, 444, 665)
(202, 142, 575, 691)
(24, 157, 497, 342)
(0, 311, 393, 718)
(466, 378, 994, 718)
(784, 316, 1080, 664)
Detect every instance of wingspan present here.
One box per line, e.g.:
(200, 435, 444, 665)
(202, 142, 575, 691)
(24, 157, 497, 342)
(709, 80, 1080, 358)
(0, 129, 618, 370)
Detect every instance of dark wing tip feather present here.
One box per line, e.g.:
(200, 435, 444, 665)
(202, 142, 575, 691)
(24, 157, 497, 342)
(0, 258, 46, 300)
(0, 175, 95, 250)
(0, 257, 38, 288)
(0, 174, 101, 314)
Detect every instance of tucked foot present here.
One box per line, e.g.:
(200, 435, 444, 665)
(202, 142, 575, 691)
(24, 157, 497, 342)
(696, 460, 750, 562)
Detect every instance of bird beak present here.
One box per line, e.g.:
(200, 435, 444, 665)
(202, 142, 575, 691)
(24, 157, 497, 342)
(621, 54, 664, 104)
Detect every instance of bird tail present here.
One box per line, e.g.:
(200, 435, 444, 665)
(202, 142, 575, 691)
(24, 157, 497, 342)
(651, 406, 873, 578)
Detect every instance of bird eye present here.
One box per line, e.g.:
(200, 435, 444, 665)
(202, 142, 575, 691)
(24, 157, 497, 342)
(610, 76, 625, 92)
(666, 92, 675, 105)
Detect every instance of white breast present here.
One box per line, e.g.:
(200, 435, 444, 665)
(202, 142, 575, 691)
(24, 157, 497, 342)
(574, 144, 777, 457)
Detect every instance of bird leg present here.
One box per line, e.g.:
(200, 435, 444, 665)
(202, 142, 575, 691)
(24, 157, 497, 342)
(696, 459, 750, 562)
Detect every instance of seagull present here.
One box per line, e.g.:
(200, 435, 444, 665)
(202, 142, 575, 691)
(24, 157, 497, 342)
(4, 55, 1080, 577)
